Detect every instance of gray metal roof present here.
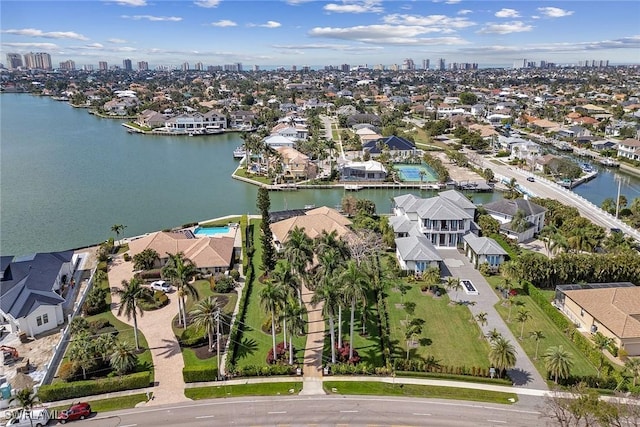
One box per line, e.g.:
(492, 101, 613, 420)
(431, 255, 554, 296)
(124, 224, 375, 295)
(463, 234, 508, 256)
(396, 236, 443, 262)
(0, 251, 71, 319)
(388, 215, 414, 233)
(393, 192, 473, 221)
(483, 198, 546, 218)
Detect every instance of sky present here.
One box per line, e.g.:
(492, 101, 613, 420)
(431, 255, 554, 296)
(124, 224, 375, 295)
(1, 0, 639, 69)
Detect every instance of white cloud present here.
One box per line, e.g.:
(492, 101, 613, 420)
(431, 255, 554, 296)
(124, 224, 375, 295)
(324, 1, 383, 14)
(107, 0, 147, 6)
(272, 43, 384, 51)
(194, 0, 220, 8)
(382, 14, 475, 29)
(457, 9, 472, 15)
(2, 28, 89, 40)
(108, 38, 128, 44)
(248, 21, 281, 28)
(210, 20, 237, 27)
(495, 8, 520, 18)
(478, 21, 533, 34)
(537, 7, 574, 18)
(285, 0, 315, 4)
(445, 0, 461, 4)
(85, 43, 104, 48)
(309, 24, 468, 45)
(2, 42, 59, 50)
(459, 36, 640, 56)
(121, 15, 182, 21)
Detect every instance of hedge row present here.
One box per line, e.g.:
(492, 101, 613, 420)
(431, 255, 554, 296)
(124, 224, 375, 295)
(183, 366, 218, 383)
(39, 372, 151, 402)
(396, 371, 513, 386)
(231, 364, 297, 377)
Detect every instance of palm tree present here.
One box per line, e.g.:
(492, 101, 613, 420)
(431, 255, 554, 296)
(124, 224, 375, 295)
(283, 226, 313, 295)
(515, 309, 532, 340)
(270, 261, 298, 349)
(486, 328, 502, 343)
(111, 224, 127, 245)
(529, 330, 546, 360)
(162, 252, 199, 327)
(593, 332, 613, 377)
(68, 332, 97, 380)
(260, 280, 286, 364)
(111, 277, 152, 351)
(445, 277, 462, 302)
(544, 345, 574, 384)
(405, 318, 425, 361)
(189, 296, 221, 352)
(489, 337, 517, 378)
(624, 358, 640, 387)
(9, 388, 39, 427)
(475, 312, 488, 338)
(510, 209, 528, 234)
(283, 298, 306, 365)
(109, 340, 138, 375)
(339, 260, 368, 359)
(506, 297, 523, 323)
(312, 280, 339, 364)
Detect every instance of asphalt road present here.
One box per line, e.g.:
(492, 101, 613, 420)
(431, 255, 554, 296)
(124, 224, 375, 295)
(67, 396, 544, 427)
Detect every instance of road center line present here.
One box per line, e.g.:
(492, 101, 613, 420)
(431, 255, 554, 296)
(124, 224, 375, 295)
(413, 413, 432, 416)
(487, 420, 506, 424)
(268, 411, 287, 414)
(339, 410, 359, 413)
(195, 415, 215, 419)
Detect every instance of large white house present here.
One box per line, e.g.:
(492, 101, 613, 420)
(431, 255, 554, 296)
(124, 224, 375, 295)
(0, 251, 79, 336)
(617, 138, 640, 161)
(482, 198, 546, 242)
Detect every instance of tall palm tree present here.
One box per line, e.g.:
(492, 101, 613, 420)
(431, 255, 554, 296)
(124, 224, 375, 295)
(315, 248, 346, 347)
(624, 358, 640, 387)
(162, 252, 199, 327)
(405, 318, 425, 361)
(544, 345, 574, 384)
(475, 312, 488, 338)
(111, 224, 127, 245)
(109, 340, 138, 375)
(9, 388, 39, 427)
(260, 280, 286, 363)
(486, 328, 502, 343)
(68, 332, 97, 379)
(516, 309, 532, 340)
(593, 332, 613, 377)
(445, 277, 462, 302)
(283, 226, 313, 296)
(489, 337, 517, 378)
(339, 260, 368, 359)
(530, 330, 546, 360)
(283, 298, 306, 365)
(111, 278, 152, 351)
(312, 281, 339, 364)
(506, 297, 524, 323)
(270, 261, 298, 349)
(189, 296, 221, 352)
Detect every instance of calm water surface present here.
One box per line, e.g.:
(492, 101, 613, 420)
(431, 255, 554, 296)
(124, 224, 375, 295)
(2, 94, 636, 255)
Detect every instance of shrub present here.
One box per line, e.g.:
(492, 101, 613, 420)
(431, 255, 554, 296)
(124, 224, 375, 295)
(229, 269, 240, 281)
(123, 253, 131, 262)
(38, 372, 151, 402)
(58, 361, 80, 382)
(214, 276, 236, 293)
(267, 342, 289, 364)
(183, 366, 218, 383)
(83, 286, 109, 315)
(138, 269, 162, 280)
(139, 291, 169, 311)
(180, 326, 207, 347)
(336, 343, 361, 365)
(232, 364, 295, 377)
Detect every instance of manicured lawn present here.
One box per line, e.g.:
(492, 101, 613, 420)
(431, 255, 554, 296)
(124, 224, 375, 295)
(49, 393, 149, 414)
(234, 219, 306, 369)
(199, 216, 242, 227)
(489, 278, 597, 378)
(233, 168, 272, 185)
(182, 347, 218, 369)
(386, 282, 491, 368)
(324, 381, 518, 405)
(185, 382, 302, 399)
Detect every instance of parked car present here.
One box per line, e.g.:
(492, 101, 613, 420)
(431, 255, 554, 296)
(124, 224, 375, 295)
(58, 402, 91, 424)
(150, 280, 172, 293)
(526, 176, 535, 182)
(4, 408, 50, 427)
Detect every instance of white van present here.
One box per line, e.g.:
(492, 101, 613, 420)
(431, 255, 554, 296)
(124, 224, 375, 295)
(4, 408, 50, 427)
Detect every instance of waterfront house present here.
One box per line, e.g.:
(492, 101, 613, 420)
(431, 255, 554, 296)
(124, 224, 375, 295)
(128, 231, 235, 275)
(136, 109, 166, 129)
(0, 251, 79, 336)
(275, 146, 313, 181)
(591, 139, 618, 151)
(554, 283, 640, 356)
(391, 190, 475, 248)
(339, 160, 387, 181)
(273, 125, 309, 141)
(230, 110, 255, 129)
(395, 235, 443, 274)
(263, 134, 296, 149)
(482, 198, 546, 242)
(362, 135, 418, 159)
(462, 234, 508, 270)
(203, 110, 227, 129)
(269, 207, 353, 252)
(617, 138, 640, 161)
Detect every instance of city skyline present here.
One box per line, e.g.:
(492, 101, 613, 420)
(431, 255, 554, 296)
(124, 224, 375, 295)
(1, 1, 639, 68)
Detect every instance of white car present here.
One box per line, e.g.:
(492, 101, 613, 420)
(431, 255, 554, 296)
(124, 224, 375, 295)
(150, 280, 172, 293)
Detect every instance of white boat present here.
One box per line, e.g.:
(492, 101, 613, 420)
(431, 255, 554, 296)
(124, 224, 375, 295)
(344, 184, 363, 191)
(599, 158, 620, 167)
(205, 125, 224, 134)
(233, 146, 246, 159)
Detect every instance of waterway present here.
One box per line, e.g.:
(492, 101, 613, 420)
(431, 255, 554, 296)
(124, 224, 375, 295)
(1, 94, 638, 255)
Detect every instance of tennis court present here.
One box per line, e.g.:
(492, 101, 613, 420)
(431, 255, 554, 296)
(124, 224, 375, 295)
(396, 164, 438, 182)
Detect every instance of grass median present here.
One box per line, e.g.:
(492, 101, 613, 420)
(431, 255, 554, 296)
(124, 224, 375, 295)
(324, 381, 518, 405)
(185, 382, 303, 400)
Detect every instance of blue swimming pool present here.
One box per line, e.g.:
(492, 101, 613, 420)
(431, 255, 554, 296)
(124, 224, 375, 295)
(194, 226, 230, 236)
(395, 164, 438, 182)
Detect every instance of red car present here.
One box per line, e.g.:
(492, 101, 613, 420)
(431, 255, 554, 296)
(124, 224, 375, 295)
(58, 402, 91, 423)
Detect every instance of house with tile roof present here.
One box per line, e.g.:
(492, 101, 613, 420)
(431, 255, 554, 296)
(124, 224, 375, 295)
(128, 231, 235, 275)
(554, 283, 640, 356)
(482, 198, 546, 242)
(1, 251, 78, 336)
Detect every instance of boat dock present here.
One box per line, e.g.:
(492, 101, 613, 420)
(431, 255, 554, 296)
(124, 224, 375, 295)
(557, 170, 598, 189)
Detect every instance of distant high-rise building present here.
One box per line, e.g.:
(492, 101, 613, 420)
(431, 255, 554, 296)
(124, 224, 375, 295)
(373, 64, 385, 71)
(195, 62, 203, 71)
(291, 65, 297, 72)
(402, 58, 415, 70)
(438, 58, 445, 71)
(252, 65, 260, 72)
(83, 64, 94, 71)
(123, 58, 132, 71)
(137, 61, 149, 71)
(340, 63, 350, 72)
(23, 52, 52, 70)
(59, 60, 75, 70)
(6, 53, 23, 69)
(422, 59, 430, 70)
(302, 66, 310, 73)
(98, 61, 108, 71)
(181, 62, 190, 71)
